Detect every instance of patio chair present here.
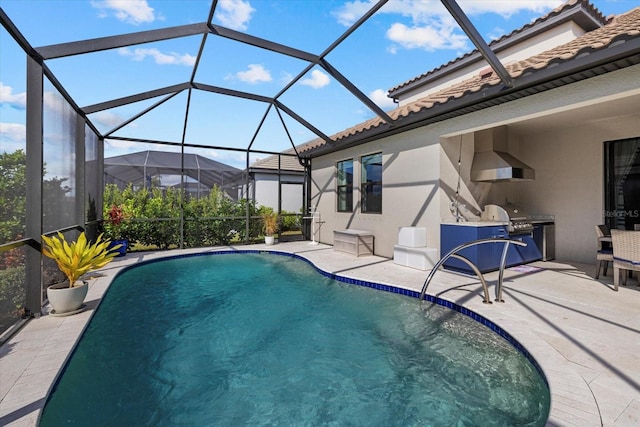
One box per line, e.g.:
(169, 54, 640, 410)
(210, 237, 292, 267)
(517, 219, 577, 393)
(611, 230, 640, 291)
(595, 224, 612, 279)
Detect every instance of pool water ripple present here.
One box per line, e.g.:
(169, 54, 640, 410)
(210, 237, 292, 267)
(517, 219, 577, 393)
(40, 252, 549, 426)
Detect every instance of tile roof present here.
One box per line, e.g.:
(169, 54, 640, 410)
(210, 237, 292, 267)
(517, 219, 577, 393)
(298, 4, 640, 156)
(250, 149, 305, 172)
(387, 0, 609, 96)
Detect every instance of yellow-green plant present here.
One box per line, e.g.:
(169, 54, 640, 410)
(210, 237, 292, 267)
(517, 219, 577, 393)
(261, 211, 279, 236)
(41, 232, 121, 287)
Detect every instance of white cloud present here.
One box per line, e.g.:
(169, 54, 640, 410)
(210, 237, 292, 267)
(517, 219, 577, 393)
(188, 147, 223, 160)
(43, 91, 65, 114)
(215, 0, 255, 31)
(92, 0, 156, 25)
(333, 0, 564, 52)
(230, 64, 272, 84)
(332, 0, 377, 26)
(118, 47, 196, 66)
(280, 71, 294, 85)
(92, 111, 127, 128)
(378, 0, 451, 25)
(458, 0, 564, 18)
(104, 140, 174, 160)
(0, 85, 62, 117)
(300, 70, 330, 89)
(0, 82, 26, 109)
(0, 122, 26, 151)
(387, 22, 467, 51)
(369, 89, 396, 110)
(488, 26, 507, 41)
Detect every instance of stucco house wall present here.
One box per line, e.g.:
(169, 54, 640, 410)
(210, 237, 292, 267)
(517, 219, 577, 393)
(519, 113, 639, 263)
(311, 64, 640, 262)
(311, 128, 442, 258)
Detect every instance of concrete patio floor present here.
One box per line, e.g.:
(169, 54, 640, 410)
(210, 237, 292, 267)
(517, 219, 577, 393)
(1, 241, 639, 426)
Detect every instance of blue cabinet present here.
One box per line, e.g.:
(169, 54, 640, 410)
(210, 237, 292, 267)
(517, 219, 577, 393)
(441, 224, 542, 274)
(509, 231, 542, 265)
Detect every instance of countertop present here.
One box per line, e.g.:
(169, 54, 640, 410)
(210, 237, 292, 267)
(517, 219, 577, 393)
(441, 217, 555, 227)
(441, 220, 507, 227)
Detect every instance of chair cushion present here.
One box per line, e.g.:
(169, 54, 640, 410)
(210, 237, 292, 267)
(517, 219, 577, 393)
(613, 256, 640, 266)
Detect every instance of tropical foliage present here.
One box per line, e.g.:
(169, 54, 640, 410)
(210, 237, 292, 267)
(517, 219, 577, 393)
(41, 232, 120, 287)
(101, 183, 302, 250)
(1, 149, 78, 331)
(0, 150, 26, 244)
(102, 184, 273, 249)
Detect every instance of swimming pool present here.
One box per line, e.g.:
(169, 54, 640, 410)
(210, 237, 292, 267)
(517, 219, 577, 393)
(40, 251, 550, 426)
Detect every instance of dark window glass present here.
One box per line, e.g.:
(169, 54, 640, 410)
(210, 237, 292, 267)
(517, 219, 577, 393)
(337, 159, 353, 212)
(604, 138, 640, 230)
(361, 153, 382, 214)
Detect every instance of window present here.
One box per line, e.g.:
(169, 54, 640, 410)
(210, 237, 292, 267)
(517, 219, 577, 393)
(604, 138, 640, 230)
(361, 152, 382, 213)
(336, 159, 353, 212)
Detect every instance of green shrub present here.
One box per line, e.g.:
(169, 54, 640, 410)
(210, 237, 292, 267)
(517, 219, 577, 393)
(103, 183, 262, 249)
(0, 266, 26, 332)
(280, 210, 302, 232)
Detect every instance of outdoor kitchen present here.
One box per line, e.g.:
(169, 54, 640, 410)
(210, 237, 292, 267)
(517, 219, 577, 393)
(440, 127, 555, 274)
(441, 204, 555, 274)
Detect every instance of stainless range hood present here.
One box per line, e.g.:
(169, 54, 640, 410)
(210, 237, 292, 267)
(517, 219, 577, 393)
(470, 127, 535, 182)
(471, 150, 535, 181)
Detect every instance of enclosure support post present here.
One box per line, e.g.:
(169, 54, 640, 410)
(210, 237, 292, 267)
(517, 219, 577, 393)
(24, 55, 44, 316)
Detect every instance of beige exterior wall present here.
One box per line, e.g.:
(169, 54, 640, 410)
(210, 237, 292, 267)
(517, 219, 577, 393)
(311, 128, 442, 258)
(311, 65, 640, 262)
(518, 115, 639, 263)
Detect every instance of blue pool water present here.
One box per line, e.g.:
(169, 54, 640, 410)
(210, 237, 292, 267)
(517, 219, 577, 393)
(40, 252, 550, 426)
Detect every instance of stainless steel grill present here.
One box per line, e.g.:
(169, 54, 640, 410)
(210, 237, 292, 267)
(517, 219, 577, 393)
(481, 204, 534, 235)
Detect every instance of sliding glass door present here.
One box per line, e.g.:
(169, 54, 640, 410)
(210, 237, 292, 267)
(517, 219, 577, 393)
(604, 137, 640, 230)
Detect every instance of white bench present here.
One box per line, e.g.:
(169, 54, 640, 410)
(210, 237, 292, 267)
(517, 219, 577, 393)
(333, 229, 374, 257)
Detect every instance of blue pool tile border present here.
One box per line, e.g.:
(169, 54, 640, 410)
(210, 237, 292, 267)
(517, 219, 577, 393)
(112, 249, 547, 385)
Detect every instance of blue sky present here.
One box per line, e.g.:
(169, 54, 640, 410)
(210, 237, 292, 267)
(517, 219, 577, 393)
(1, 0, 637, 172)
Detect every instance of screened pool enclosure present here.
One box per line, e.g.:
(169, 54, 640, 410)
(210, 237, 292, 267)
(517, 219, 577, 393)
(0, 0, 529, 336)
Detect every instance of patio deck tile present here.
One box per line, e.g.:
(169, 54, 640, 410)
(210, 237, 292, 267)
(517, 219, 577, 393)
(615, 399, 640, 426)
(1, 241, 638, 426)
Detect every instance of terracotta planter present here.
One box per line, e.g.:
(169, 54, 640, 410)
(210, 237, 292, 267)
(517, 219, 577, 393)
(47, 281, 88, 315)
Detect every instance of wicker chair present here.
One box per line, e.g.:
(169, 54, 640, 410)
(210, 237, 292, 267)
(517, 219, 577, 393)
(595, 225, 613, 279)
(611, 230, 640, 291)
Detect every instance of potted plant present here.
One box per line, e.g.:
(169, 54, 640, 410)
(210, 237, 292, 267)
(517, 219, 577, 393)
(41, 231, 120, 315)
(261, 210, 279, 245)
(105, 204, 129, 256)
